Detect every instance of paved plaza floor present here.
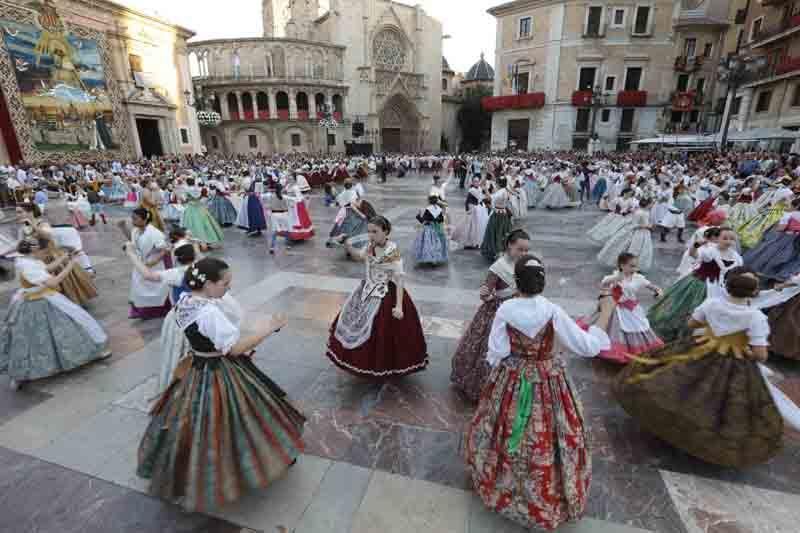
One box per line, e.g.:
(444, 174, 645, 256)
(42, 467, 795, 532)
(1, 173, 799, 533)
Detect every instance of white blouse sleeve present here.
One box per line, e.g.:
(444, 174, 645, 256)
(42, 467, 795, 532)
(196, 305, 241, 355)
(16, 257, 51, 285)
(691, 300, 708, 323)
(160, 267, 186, 288)
(747, 311, 770, 347)
(551, 305, 611, 358)
(486, 303, 512, 367)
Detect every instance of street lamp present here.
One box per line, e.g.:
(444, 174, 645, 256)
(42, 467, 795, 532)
(588, 85, 609, 153)
(318, 103, 339, 155)
(717, 53, 768, 152)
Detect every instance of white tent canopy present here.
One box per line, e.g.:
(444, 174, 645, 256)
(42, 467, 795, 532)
(713, 127, 800, 142)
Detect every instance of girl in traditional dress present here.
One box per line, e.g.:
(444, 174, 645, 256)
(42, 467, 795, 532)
(743, 197, 800, 280)
(120, 208, 172, 320)
(737, 194, 792, 250)
(648, 227, 742, 342)
(17, 204, 97, 306)
(540, 174, 573, 209)
(464, 256, 613, 531)
(139, 182, 165, 232)
(727, 188, 758, 230)
(450, 229, 530, 402)
(181, 180, 224, 247)
(207, 183, 238, 227)
(412, 195, 448, 266)
(480, 177, 513, 262)
(124, 181, 141, 209)
(578, 253, 663, 363)
(0, 238, 110, 391)
(764, 273, 800, 360)
(597, 197, 654, 272)
(587, 188, 637, 244)
(326, 216, 429, 378)
(65, 187, 91, 230)
(451, 178, 490, 250)
(124, 241, 196, 308)
(137, 258, 305, 511)
(615, 268, 800, 468)
(285, 178, 315, 242)
(328, 183, 376, 257)
(244, 178, 267, 237)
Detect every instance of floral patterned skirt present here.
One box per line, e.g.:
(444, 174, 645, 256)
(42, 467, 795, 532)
(450, 297, 505, 402)
(614, 336, 783, 467)
(326, 281, 428, 378)
(647, 275, 707, 343)
(465, 356, 591, 531)
(138, 356, 306, 511)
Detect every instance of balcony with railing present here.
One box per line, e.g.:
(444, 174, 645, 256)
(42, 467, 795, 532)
(751, 14, 800, 48)
(572, 90, 593, 106)
(674, 55, 706, 72)
(740, 56, 800, 85)
(482, 93, 546, 112)
(671, 90, 698, 111)
(192, 72, 346, 86)
(617, 90, 648, 107)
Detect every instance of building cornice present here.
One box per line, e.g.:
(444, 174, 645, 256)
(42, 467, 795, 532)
(68, 0, 196, 38)
(487, 0, 562, 18)
(188, 37, 346, 51)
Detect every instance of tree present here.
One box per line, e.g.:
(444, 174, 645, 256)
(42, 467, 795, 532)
(457, 85, 492, 152)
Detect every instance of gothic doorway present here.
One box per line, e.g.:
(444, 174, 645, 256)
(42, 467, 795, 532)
(379, 94, 419, 153)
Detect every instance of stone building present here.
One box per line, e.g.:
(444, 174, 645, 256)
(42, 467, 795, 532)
(729, 0, 800, 141)
(485, 0, 682, 151)
(668, 0, 749, 134)
(189, 0, 449, 155)
(0, 0, 202, 165)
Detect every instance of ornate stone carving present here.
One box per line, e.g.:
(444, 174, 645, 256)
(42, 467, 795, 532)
(372, 29, 406, 71)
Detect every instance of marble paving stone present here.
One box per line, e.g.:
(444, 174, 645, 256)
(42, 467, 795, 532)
(350, 470, 471, 533)
(0, 446, 247, 533)
(662, 469, 800, 533)
(112, 375, 158, 414)
(294, 461, 372, 533)
(588, 457, 688, 533)
(36, 406, 149, 477)
(210, 455, 331, 532)
(0, 382, 119, 452)
(0, 374, 52, 425)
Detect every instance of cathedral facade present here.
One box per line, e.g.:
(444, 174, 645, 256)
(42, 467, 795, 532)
(188, 0, 447, 155)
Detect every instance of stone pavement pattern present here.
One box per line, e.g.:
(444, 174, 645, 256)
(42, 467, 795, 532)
(1, 174, 800, 533)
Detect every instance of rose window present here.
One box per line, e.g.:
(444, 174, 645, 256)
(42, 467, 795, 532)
(373, 30, 406, 71)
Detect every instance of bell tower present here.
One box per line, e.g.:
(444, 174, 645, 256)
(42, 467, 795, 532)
(263, 0, 319, 38)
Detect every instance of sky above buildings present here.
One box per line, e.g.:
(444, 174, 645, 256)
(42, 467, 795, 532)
(122, 0, 497, 74)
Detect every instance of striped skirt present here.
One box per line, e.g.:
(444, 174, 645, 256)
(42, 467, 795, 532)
(137, 355, 306, 511)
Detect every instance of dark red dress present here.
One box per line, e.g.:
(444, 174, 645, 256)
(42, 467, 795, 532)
(326, 241, 428, 378)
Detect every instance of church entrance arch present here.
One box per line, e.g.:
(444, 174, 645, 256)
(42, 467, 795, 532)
(379, 94, 419, 153)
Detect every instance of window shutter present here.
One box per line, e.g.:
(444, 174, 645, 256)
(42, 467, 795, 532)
(583, 7, 590, 35)
(647, 6, 655, 35)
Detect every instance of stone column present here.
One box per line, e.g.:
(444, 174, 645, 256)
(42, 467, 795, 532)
(220, 92, 230, 120)
(235, 91, 244, 118)
(289, 89, 298, 120)
(325, 92, 333, 115)
(268, 90, 278, 120)
(250, 91, 258, 119)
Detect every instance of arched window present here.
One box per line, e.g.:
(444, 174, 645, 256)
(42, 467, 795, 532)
(241, 92, 254, 120)
(276, 91, 289, 120)
(212, 94, 221, 114)
(332, 94, 343, 120)
(256, 92, 269, 119)
(227, 93, 239, 119)
(315, 92, 326, 115)
(442, 78, 448, 91)
(373, 29, 406, 71)
(296, 92, 309, 120)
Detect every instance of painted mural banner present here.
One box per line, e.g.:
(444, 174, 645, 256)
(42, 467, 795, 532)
(2, 1, 116, 154)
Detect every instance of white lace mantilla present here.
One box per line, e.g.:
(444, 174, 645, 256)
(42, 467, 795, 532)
(334, 242, 404, 349)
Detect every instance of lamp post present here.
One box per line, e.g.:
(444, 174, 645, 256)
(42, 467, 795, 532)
(588, 85, 609, 154)
(717, 53, 768, 152)
(318, 103, 339, 155)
